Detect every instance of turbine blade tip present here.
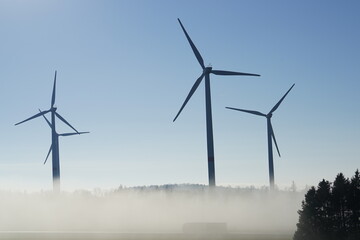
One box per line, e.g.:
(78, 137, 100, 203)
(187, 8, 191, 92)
(173, 115, 179, 122)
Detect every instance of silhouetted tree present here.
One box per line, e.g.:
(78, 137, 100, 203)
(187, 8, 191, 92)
(315, 179, 333, 237)
(347, 170, 360, 239)
(332, 173, 350, 238)
(293, 187, 318, 240)
(294, 170, 360, 240)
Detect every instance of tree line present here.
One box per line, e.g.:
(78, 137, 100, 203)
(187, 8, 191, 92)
(294, 170, 360, 240)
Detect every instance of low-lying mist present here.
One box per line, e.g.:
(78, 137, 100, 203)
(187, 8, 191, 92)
(0, 185, 304, 234)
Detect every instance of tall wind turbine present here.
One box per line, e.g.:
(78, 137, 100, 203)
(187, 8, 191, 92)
(15, 71, 88, 192)
(226, 83, 295, 189)
(173, 18, 260, 187)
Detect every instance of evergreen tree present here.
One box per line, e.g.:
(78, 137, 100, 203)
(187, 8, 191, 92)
(294, 187, 318, 240)
(347, 169, 360, 239)
(332, 173, 350, 239)
(315, 179, 334, 239)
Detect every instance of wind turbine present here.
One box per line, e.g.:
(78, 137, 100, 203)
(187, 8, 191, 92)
(40, 110, 89, 165)
(15, 71, 88, 192)
(226, 83, 295, 189)
(173, 18, 260, 187)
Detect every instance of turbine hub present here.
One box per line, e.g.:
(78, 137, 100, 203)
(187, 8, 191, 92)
(267, 113, 273, 118)
(204, 67, 212, 73)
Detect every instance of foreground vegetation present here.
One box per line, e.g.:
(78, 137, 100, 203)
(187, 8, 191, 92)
(294, 170, 360, 240)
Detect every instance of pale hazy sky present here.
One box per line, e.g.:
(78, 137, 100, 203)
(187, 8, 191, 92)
(0, 0, 359, 191)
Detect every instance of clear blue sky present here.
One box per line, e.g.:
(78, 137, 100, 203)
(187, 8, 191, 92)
(0, 0, 359, 191)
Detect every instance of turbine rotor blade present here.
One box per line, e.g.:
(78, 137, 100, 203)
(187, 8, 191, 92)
(177, 18, 205, 69)
(39, 109, 52, 128)
(44, 144, 52, 165)
(226, 107, 267, 117)
(54, 112, 79, 134)
(269, 83, 295, 114)
(59, 131, 90, 137)
(51, 71, 57, 107)
(211, 70, 260, 77)
(173, 73, 205, 122)
(269, 121, 281, 157)
(15, 109, 51, 126)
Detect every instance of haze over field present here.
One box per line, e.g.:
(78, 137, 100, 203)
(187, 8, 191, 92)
(0, 187, 303, 234)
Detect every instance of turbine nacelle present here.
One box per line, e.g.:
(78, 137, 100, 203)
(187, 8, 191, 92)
(204, 66, 213, 73)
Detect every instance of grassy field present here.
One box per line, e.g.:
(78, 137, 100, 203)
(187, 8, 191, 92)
(0, 232, 293, 240)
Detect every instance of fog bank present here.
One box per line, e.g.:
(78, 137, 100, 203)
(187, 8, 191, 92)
(0, 186, 304, 234)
